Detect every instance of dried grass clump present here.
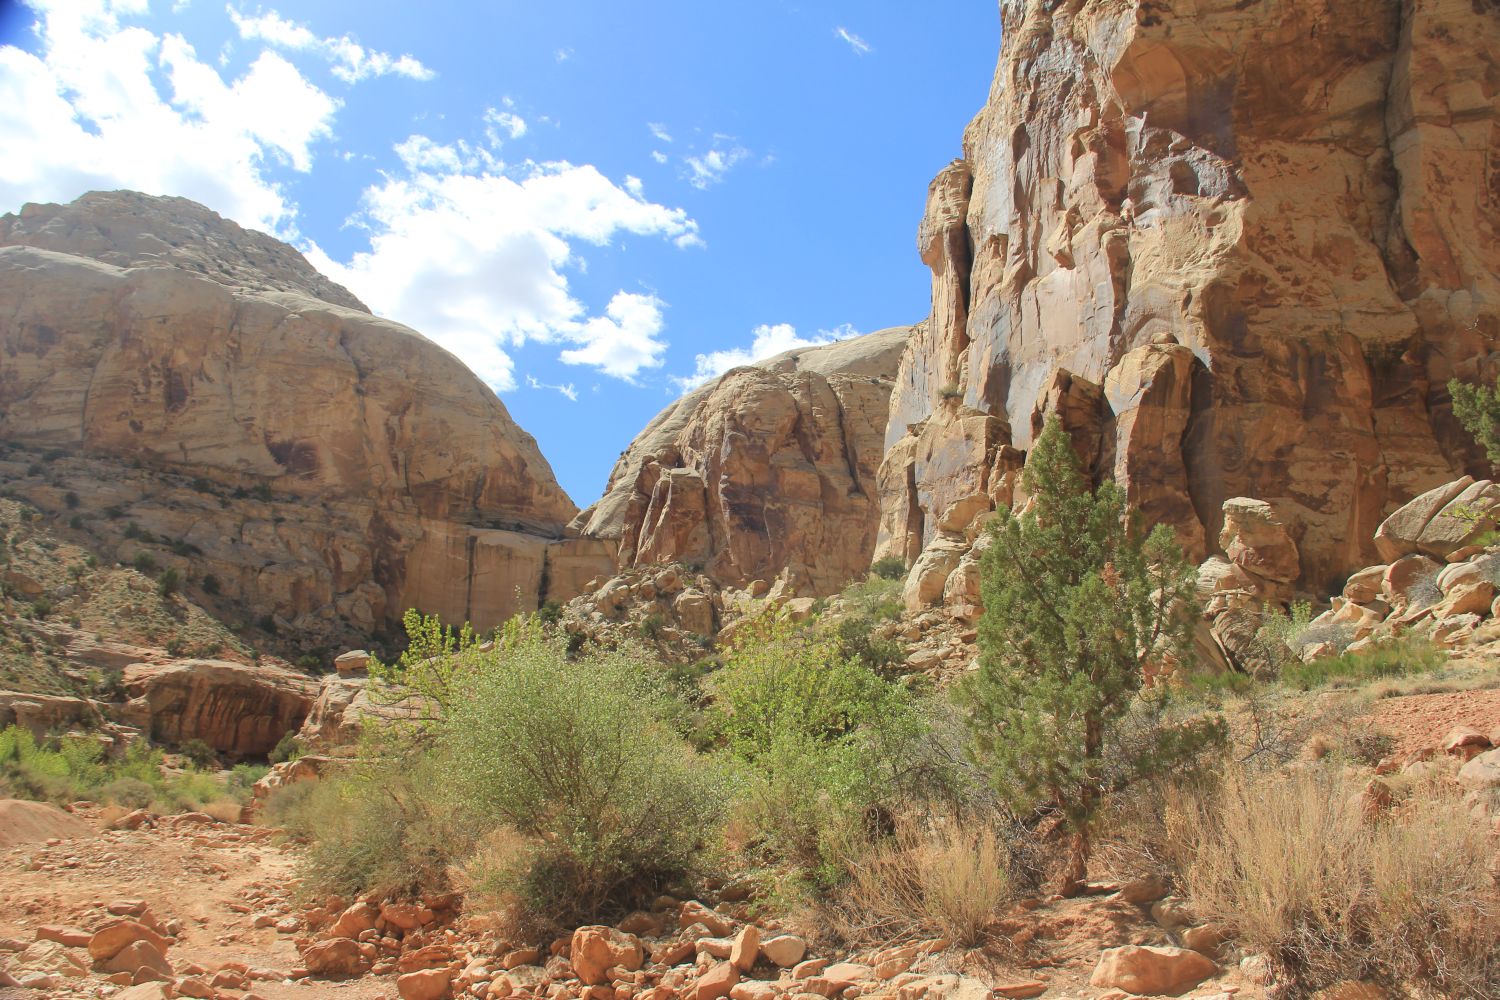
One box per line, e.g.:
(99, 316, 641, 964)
(1180, 767, 1499, 997)
(828, 821, 1016, 948)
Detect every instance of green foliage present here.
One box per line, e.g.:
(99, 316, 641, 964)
(201, 573, 221, 596)
(132, 551, 157, 574)
(1449, 376, 1500, 465)
(28, 597, 53, 620)
(712, 613, 959, 877)
(439, 620, 723, 920)
(960, 416, 1225, 894)
(268, 730, 303, 764)
(870, 556, 907, 581)
(180, 738, 217, 770)
(1279, 637, 1445, 691)
(157, 567, 182, 597)
(536, 598, 563, 625)
(294, 611, 724, 921)
(0, 726, 244, 811)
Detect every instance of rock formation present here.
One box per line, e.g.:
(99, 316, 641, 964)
(883, 0, 1500, 603)
(118, 659, 319, 756)
(0, 192, 612, 640)
(575, 328, 910, 594)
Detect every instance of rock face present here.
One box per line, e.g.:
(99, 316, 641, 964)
(883, 0, 1500, 595)
(575, 328, 910, 594)
(0, 192, 612, 639)
(121, 659, 319, 755)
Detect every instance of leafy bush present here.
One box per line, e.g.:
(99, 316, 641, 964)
(870, 556, 906, 580)
(180, 738, 217, 770)
(288, 612, 724, 923)
(268, 730, 303, 764)
(439, 622, 723, 921)
(1180, 766, 1499, 996)
(201, 573, 221, 596)
(1279, 637, 1444, 690)
(713, 613, 961, 877)
(132, 552, 157, 574)
(157, 567, 182, 597)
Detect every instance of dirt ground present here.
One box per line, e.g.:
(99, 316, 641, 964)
(0, 808, 394, 1000)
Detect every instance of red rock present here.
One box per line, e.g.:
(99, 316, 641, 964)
(694, 962, 740, 1000)
(329, 901, 379, 938)
(88, 921, 171, 962)
(729, 926, 759, 973)
(104, 939, 173, 978)
(398, 968, 453, 1000)
(571, 926, 644, 986)
(35, 926, 90, 947)
(1090, 946, 1217, 996)
(300, 938, 371, 978)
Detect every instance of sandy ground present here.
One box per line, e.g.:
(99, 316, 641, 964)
(0, 808, 394, 1000)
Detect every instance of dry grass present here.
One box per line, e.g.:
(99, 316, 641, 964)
(1177, 766, 1499, 997)
(826, 821, 1014, 948)
(200, 799, 245, 824)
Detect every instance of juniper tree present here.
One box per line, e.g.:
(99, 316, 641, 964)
(960, 415, 1224, 896)
(1449, 376, 1500, 465)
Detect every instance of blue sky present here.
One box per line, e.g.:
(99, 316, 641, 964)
(0, 0, 998, 507)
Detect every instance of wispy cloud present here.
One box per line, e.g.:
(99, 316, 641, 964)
(227, 6, 435, 83)
(673, 322, 861, 391)
(648, 122, 673, 143)
(835, 26, 872, 55)
(526, 375, 578, 401)
(684, 145, 748, 190)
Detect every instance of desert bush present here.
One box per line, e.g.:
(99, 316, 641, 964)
(157, 567, 181, 597)
(180, 737, 216, 770)
(1280, 636, 1444, 690)
(100, 776, 155, 809)
(268, 730, 303, 764)
(827, 820, 1015, 947)
(870, 556, 906, 580)
(714, 613, 968, 879)
(1180, 766, 1499, 996)
(438, 622, 723, 922)
(225, 763, 268, 801)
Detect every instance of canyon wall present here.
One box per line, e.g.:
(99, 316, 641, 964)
(881, 0, 1500, 599)
(0, 192, 611, 642)
(574, 328, 910, 594)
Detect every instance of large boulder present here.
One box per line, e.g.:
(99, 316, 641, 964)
(1089, 945, 1217, 996)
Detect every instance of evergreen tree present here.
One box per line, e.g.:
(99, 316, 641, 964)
(1449, 377, 1500, 466)
(960, 415, 1224, 896)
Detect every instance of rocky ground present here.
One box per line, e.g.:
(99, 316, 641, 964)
(6, 672, 1498, 1000)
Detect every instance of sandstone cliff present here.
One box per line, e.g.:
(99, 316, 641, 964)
(0, 191, 612, 641)
(882, 0, 1500, 600)
(574, 328, 910, 594)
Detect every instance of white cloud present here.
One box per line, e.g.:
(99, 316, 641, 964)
(227, 6, 435, 83)
(650, 150, 668, 164)
(648, 122, 673, 143)
(485, 106, 527, 141)
(684, 146, 748, 190)
(674, 322, 861, 391)
(0, 0, 338, 233)
(306, 148, 699, 390)
(526, 375, 578, 402)
(555, 47, 573, 63)
(835, 26, 872, 55)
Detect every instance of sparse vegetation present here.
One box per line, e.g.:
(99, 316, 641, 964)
(1278, 636, 1445, 690)
(870, 555, 906, 580)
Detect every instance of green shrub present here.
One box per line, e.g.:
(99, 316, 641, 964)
(180, 738, 217, 770)
(157, 567, 182, 597)
(101, 776, 155, 808)
(201, 573, 221, 596)
(438, 621, 723, 921)
(132, 552, 157, 574)
(1279, 637, 1445, 690)
(28, 597, 53, 620)
(226, 763, 269, 802)
(268, 730, 303, 764)
(870, 556, 906, 580)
